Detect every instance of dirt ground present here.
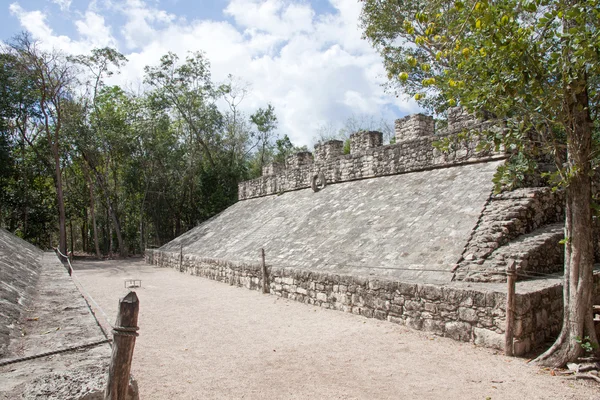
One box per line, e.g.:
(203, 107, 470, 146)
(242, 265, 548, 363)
(72, 258, 598, 400)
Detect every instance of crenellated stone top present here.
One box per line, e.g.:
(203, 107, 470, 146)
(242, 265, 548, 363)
(240, 109, 504, 200)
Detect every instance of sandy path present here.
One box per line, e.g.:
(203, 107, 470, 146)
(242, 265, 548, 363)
(72, 258, 597, 400)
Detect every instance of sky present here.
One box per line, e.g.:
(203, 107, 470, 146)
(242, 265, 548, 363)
(1, 0, 421, 148)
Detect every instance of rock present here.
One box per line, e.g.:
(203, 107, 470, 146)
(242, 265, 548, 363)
(473, 327, 503, 350)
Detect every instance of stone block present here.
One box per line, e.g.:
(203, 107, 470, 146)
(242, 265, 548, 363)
(374, 310, 387, 320)
(282, 277, 295, 285)
(296, 287, 307, 295)
(421, 285, 443, 301)
(458, 307, 479, 323)
(262, 162, 283, 176)
(286, 151, 313, 169)
(445, 321, 472, 341)
(406, 316, 423, 330)
(473, 327, 504, 350)
(389, 304, 403, 316)
(316, 292, 328, 302)
(388, 315, 405, 325)
(422, 319, 445, 335)
(404, 300, 423, 311)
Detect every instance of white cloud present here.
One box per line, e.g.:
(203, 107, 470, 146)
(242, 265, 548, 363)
(9, 2, 117, 55)
(9, 3, 53, 39)
(51, 0, 72, 11)
(225, 0, 314, 37)
(7, 0, 422, 147)
(75, 11, 117, 48)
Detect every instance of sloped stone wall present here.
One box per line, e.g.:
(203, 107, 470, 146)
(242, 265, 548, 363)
(0, 228, 43, 357)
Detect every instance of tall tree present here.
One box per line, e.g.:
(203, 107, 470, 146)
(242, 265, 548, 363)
(144, 51, 222, 168)
(5, 34, 76, 260)
(71, 47, 129, 257)
(361, 0, 599, 366)
(250, 104, 278, 174)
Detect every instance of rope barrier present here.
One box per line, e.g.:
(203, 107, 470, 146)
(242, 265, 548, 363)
(0, 339, 111, 367)
(54, 247, 114, 339)
(112, 325, 139, 338)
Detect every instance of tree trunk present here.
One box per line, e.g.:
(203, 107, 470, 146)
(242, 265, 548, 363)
(52, 143, 68, 261)
(69, 218, 74, 256)
(533, 74, 598, 366)
(85, 167, 102, 258)
(108, 201, 127, 258)
(90, 165, 127, 258)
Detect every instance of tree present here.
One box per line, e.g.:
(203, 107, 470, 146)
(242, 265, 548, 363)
(144, 52, 222, 168)
(71, 48, 129, 257)
(4, 34, 77, 260)
(250, 104, 278, 172)
(361, 0, 599, 366)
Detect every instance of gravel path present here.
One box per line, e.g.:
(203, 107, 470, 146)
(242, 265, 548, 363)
(73, 258, 597, 400)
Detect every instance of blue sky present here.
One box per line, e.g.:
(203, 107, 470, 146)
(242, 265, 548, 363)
(1, 0, 420, 147)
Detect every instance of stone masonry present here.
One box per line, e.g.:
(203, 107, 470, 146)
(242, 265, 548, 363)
(146, 249, 600, 356)
(239, 113, 502, 201)
(149, 110, 600, 355)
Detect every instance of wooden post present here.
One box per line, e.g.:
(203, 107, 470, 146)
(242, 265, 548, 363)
(505, 260, 516, 357)
(179, 245, 183, 272)
(261, 248, 269, 294)
(105, 291, 140, 400)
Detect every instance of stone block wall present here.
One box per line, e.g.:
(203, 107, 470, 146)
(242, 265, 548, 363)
(286, 151, 313, 169)
(314, 140, 344, 164)
(238, 135, 501, 200)
(350, 131, 383, 154)
(262, 162, 283, 176)
(146, 249, 600, 355)
(0, 228, 43, 357)
(395, 114, 435, 141)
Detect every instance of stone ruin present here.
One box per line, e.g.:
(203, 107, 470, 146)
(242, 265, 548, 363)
(0, 228, 139, 399)
(146, 107, 600, 356)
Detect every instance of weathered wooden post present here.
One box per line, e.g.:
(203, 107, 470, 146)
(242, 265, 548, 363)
(105, 291, 140, 400)
(505, 260, 516, 356)
(179, 244, 183, 272)
(261, 248, 269, 294)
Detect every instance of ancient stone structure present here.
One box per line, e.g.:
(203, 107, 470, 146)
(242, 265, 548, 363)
(0, 228, 139, 399)
(147, 109, 600, 355)
(239, 112, 501, 201)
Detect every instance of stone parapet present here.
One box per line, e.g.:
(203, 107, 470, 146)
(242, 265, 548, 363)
(240, 110, 503, 201)
(350, 131, 383, 154)
(262, 162, 284, 176)
(286, 151, 313, 169)
(314, 140, 344, 164)
(395, 114, 435, 141)
(146, 249, 600, 355)
(238, 135, 501, 200)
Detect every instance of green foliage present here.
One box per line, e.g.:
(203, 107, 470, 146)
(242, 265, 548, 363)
(0, 42, 283, 252)
(491, 152, 538, 193)
(575, 336, 599, 353)
(361, 0, 600, 183)
(343, 139, 351, 154)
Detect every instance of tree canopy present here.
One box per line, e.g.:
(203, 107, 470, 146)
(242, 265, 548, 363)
(0, 35, 297, 257)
